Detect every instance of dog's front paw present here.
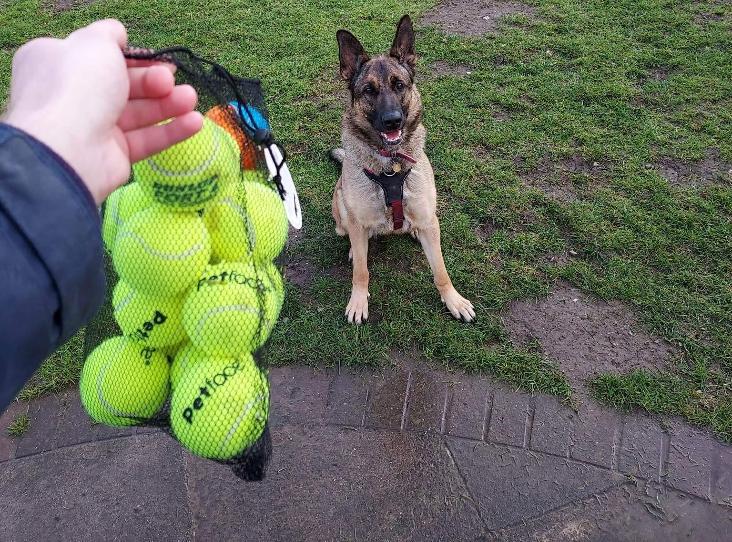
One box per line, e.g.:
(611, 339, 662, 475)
(441, 288, 475, 322)
(345, 289, 370, 324)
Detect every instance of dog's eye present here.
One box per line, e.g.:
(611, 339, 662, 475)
(394, 80, 405, 91)
(363, 85, 377, 96)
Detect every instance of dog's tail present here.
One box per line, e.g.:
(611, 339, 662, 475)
(328, 147, 345, 167)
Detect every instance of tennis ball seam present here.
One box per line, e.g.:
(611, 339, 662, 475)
(147, 127, 222, 177)
(113, 288, 135, 314)
(192, 304, 262, 337)
(116, 231, 207, 261)
(221, 197, 256, 247)
(218, 391, 267, 456)
(95, 345, 144, 419)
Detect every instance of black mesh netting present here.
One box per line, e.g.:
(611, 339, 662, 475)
(82, 47, 289, 481)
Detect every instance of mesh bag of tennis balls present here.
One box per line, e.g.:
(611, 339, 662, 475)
(84, 47, 296, 481)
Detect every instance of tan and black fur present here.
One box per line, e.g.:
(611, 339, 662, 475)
(331, 15, 475, 324)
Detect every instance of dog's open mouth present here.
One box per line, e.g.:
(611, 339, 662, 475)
(380, 129, 403, 146)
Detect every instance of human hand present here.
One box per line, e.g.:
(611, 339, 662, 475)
(2, 19, 203, 204)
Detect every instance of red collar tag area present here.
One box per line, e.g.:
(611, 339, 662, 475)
(363, 168, 410, 230)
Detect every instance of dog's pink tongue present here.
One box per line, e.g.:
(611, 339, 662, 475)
(384, 130, 401, 140)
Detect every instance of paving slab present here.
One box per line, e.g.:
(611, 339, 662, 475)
(323, 366, 369, 427)
(2, 363, 732, 540)
(0, 400, 28, 461)
(666, 420, 714, 500)
(496, 483, 732, 541)
(183, 424, 486, 541)
(487, 389, 530, 447)
(570, 400, 621, 468)
(269, 366, 332, 426)
(0, 433, 191, 542)
(364, 369, 409, 430)
(447, 437, 625, 530)
(712, 441, 732, 505)
(403, 370, 447, 432)
(444, 376, 490, 440)
(619, 415, 664, 481)
(530, 394, 574, 457)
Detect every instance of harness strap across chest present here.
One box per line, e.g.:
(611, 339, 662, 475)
(363, 150, 417, 230)
(364, 168, 410, 229)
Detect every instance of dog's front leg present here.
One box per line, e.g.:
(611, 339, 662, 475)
(418, 221, 476, 322)
(346, 224, 370, 324)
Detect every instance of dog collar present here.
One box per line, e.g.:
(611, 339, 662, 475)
(364, 167, 411, 230)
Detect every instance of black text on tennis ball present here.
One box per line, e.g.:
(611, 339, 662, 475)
(182, 262, 281, 356)
(133, 118, 239, 211)
(112, 280, 186, 347)
(170, 354, 268, 459)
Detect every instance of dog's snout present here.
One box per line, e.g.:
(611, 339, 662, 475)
(381, 110, 403, 130)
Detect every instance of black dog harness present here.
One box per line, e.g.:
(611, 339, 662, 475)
(364, 150, 417, 230)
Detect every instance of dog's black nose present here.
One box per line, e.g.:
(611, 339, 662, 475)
(381, 110, 403, 131)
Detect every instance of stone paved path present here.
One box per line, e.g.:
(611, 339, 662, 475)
(1, 364, 731, 541)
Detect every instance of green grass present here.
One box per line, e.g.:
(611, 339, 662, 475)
(6, 414, 30, 438)
(17, 330, 85, 401)
(1, 0, 730, 438)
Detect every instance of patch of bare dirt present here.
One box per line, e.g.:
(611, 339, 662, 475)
(428, 61, 474, 78)
(651, 148, 732, 188)
(647, 67, 670, 81)
(476, 221, 498, 241)
(502, 280, 677, 392)
(638, 66, 672, 85)
(515, 154, 608, 203)
(49, 0, 95, 10)
(284, 258, 317, 288)
(325, 261, 351, 281)
(421, 0, 536, 37)
(696, 12, 725, 24)
(691, 1, 730, 24)
(542, 250, 573, 266)
(491, 107, 511, 122)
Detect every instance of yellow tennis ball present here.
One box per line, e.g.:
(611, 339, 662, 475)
(80, 336, 170, 426)
(133, 118, 239, 211)
(170, 343, 203, 390)
(239, 181, 289, 262)
(182, 262, 281, 356)
(112, 280, 186, 347)
(204, 181, 253, 263)
(261, 261, 285, 315)
(113, 207, 211, 297)
(205, 180, 287, 263)
(170, 354, 268, 459)
(102, 183, 153, 251)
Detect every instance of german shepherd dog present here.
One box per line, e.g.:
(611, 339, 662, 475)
(330, 15, 475, 324)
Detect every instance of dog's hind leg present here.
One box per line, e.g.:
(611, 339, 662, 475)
(329, 147, 346, 165)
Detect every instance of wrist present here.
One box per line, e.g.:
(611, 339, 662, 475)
(0, 119, 98, 209)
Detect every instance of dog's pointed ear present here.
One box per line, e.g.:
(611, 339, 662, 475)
(390, 15, 416, 71)
(337, 30, 369, 82)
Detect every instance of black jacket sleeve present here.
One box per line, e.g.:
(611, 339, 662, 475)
(0, 123, 105, 412)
